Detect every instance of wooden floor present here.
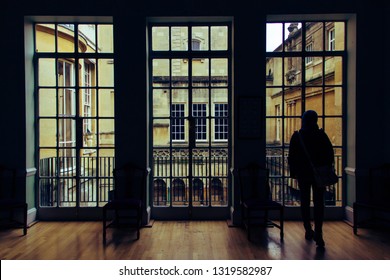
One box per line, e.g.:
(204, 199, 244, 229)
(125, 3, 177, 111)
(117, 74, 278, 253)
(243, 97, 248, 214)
(0, 220, 389, 260)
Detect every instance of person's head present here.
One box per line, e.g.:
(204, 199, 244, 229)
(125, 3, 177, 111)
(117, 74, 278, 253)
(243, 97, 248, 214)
(301, 110, 318, 130)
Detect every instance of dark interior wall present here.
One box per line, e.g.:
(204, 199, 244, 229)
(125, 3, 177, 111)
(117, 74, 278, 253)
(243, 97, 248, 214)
(1, 0, 389, 216)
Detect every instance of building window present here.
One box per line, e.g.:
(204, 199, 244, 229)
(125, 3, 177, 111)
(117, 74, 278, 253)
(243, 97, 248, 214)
(214, 104, 228, 141)
(305, 43, 313, 64)
(328, 28, 335, 51)
(192, 39, 201, 51)
(193, 103, 207, 140)
(83, 62, 93, 146)
(171, 104, 185, 141)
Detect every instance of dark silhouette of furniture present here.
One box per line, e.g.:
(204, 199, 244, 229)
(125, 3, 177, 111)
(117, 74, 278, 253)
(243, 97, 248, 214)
(0, 165, 28, 235)
(103, 164, 149, 244)
(238, 164, 284, 241)
(353, 163, 390, 234)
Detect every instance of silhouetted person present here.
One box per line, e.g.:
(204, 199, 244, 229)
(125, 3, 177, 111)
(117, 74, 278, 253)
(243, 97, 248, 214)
(288, 110, 334, 248)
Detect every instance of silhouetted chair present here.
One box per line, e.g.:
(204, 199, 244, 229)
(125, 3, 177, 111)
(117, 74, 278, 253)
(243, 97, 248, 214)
(0, 165, 28, 235)
(103, 164, 149, 244)
(353, 163, 390, 234)
(238, 164, 284, 241)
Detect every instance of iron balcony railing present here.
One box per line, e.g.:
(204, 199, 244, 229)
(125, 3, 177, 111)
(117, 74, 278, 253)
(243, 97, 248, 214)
(266, 154, 343, 206)
(152, 148, 229, 207)
(38, 153, 342, 207)
(39, 156, 114, 207)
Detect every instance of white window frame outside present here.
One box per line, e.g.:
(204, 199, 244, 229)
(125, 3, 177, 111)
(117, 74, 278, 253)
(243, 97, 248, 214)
(192, 103, 207, 141)
(214, 103, 228, 142)
(171, 103, 185, 141)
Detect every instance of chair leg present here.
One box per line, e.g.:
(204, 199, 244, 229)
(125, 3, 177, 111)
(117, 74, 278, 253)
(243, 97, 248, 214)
(103, 208, 107, 245)
(23, 204, 27, 235)
(280, 208, 284, 241)
(353, 203, 358, 235)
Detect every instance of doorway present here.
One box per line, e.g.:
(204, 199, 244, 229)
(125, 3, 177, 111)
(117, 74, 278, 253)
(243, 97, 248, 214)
(148, 21, 232, 219)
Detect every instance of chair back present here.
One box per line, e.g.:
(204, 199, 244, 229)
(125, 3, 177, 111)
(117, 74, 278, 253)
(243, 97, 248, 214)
(238, 164, 271, 203)
(113, 163, 148, 200)
(369, 163, 390, 205)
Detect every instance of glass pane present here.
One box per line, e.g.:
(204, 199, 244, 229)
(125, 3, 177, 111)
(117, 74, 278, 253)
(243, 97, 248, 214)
(192, 89, 208, 112)
(266, 23, 283, 52)
(324, 118, 342, 146)
(284, 89, 302, 116)
(192, 58, 209, 87)
(58, 88, 76, 117)
(97, 24, 114, 53)
(325, 87, 342, 115)
(172, 89, 188, 117)
(305, 87, 323, 116)
(79, 88, 96, 117)
(98, 59, 114, 87)
(266, 148, 284, 176)
(58, 149, 76, 171)
(171, 26, 188, 51)
(171, 119, 188, 144)
(192, 149, 210, 176)
(305, 57, 323, 86)
(57, 60, 75, 87)
(192, 26, 209, 51)
(79, 178, 97, 207)
(266, 57, 283, 86)
(99, 179, 114, 206)
(266, 88, 282, 116)
(39, 89, 56, 116)
(80, 59, 96, 87)
(82, 119, 96, 148)
(284, 118, 300, 142)
(266, 118, 282, 145)
(333, 147, 343, 176)
(211, 88, 228, 106)
(39, 58, 56, 86)
(58, 119, 76, 147)
(98, 119, 115, 147)
(59, 178, 76, 207)
(327, 22, 345, 51)
(211, 58, 228, 87)
(98, 152, 114, 206)
(285, 22, 302, 52)
(211, 26, 228, 50)
(153, 59, 170, 87)
(284, 57, 302, 85)
(98, 89, 114, 117)
(58, 24, 75, 53)
(306, 22, 323, 51)
(171, 59, 188, 87)
(78, 24, 96, 53)
(153, 119, 170, 147)
(80, 153, 97, 177)
(325, 56, 343, 85)
(98, 148, 115, 161)
(39, 149, 57, 167)
(153, 89, 170, 117)
(152, 26, 169, 51)
(35, 24, 55, 52)
(39, 119, 57, 147)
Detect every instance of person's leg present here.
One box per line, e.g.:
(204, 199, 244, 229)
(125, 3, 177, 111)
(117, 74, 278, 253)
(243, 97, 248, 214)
(312, 184, 325, 247)
(298, 179, 314, 239)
